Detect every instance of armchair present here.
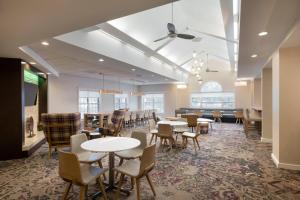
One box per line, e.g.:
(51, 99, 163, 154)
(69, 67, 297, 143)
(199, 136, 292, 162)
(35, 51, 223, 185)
(41, 113, 81, 158)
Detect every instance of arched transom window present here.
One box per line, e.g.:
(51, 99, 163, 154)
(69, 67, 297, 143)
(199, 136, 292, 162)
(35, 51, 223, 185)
(200, 81, 223, 93)
(191, 81, 235, 109)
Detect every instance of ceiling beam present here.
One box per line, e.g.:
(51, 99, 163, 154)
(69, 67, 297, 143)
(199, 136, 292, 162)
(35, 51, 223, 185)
(154, 38, 175, 52)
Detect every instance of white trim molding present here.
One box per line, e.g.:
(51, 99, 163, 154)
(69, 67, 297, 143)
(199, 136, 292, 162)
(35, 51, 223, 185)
(271, 153, 300, 171)
(261, 137, 272, 143)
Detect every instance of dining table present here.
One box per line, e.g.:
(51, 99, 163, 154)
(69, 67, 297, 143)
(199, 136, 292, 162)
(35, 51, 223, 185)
(157, 120, 188, 127)
(197, 118, 214, 130)
(81, 137, 140, 196)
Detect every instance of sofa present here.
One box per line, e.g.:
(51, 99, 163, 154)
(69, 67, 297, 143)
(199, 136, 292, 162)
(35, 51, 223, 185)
(175, 108, 243, 123)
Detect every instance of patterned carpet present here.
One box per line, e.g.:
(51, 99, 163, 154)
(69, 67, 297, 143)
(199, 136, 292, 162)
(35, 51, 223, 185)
(0, 123, 300, 200)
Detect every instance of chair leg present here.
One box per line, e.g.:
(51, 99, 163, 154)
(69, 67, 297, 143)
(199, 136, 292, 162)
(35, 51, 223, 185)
(115, 158, 124, 179)
(155, 135, 158, 143)
(62, 182, 72, 200)
(79, 186, 86, 200)
(146, 174, 156, 196)
(116, 174, 125, 200)
(192, 138, 197, 153)
(98, 161, 106, 180)
(98, 177, 108, 200)
(48, 146, 52, 159)
(131, 177, 135, 190)
(195, 138, 200, 149)
(136, 178, 141, 200)
(236, 118, 238, 124)
(149, 134, 154, 145)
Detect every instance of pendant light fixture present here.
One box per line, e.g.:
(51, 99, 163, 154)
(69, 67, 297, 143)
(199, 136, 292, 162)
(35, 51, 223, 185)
(99, 73, 123, 94)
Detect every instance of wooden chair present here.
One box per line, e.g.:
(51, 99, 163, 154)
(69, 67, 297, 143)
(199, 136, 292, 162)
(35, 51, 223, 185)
(186, 114, 198, 132)
(41, 113, 81, 158)
(115, 131, 147, 186)
(115, 144, 156, 200)
(157, 124, 175, 150)
(243, 109, 258, 134)
(234, 110, 244, 124)
(102, 110, 124, 137)
(58, 150, 108, 200)
(198, 122, 209, 134)
(212, 111, 222, 123)
(182, 124, 201, 153)
(173, 118, 189, 143)
(71, 134, 107, 180)
(149, 119, 158, 144)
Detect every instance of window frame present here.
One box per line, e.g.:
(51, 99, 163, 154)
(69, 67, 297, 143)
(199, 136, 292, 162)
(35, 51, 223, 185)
(114, 93, 129, 110)
(78, 89, 101, 118)
(141, 93, 164, 114)
(190, 92, 235, 109)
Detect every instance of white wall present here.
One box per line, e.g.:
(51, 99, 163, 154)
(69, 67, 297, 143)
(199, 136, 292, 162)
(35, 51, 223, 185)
(138, 71, 252, 116)
(48, 74, 138, 113)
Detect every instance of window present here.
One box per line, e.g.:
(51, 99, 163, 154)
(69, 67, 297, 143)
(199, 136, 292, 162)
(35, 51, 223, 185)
(79, 90, 100, 117)
(114, 94, 128, 110)
(142, 94, 164, 113)
(190, 81, 235, 109)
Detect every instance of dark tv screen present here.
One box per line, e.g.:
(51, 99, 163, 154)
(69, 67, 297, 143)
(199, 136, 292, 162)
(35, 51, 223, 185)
(24, 82, 38, 106)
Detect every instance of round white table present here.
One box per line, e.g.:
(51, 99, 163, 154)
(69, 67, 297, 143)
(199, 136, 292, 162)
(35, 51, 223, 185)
(197, 118, 214, 130)
(81, 137, 140, 193)
(157, 120, 188, 126)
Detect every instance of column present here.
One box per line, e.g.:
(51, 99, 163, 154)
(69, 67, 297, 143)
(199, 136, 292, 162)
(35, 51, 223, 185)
(272, 47, 300, 170)
(261, 68, 272, 143)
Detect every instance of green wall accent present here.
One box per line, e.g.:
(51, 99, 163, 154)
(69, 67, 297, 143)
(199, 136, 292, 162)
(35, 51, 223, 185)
(24, 70, 38, 85)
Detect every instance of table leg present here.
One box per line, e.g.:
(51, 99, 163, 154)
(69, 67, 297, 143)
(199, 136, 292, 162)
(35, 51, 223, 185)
(108, 152, 115, 188)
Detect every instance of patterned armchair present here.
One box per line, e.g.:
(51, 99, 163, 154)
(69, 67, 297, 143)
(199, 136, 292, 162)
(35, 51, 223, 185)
(102, 110, 125, 137)
(41, 113, 81, 158)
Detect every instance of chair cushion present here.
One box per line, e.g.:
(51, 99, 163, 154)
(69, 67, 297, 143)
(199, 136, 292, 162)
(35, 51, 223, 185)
(115, 148, 143, 159)
(77, 152, 106, 163)
(173, 128, 189, 133)
(114, 160, 140, 177)
(182, 132, 197, 138)
(150, 129, 158, 134)
(80, 164, 107, 185)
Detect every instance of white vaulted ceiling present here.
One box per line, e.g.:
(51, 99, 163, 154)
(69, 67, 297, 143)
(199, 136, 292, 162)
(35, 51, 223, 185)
(108, 0, 231, 72)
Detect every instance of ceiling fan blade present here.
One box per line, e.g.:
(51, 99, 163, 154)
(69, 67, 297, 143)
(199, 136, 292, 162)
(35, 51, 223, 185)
(189, 27, 238, 44)
(192, 37, 202, 42)
(154, 35, 169, 42)
(177, 34, 195, 40)
(167, 23, 176, 33)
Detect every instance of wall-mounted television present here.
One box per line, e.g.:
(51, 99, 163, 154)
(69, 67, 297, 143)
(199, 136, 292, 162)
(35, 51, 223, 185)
(24, 82, 38, 106)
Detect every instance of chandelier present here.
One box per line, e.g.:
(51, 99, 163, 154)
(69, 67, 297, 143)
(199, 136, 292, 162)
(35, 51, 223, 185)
(191, 51, 204, 84)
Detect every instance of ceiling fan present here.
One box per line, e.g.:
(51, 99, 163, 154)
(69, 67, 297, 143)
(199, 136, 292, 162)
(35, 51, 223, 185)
(205, 54, 219, 73)
(154, 1, 196, 42)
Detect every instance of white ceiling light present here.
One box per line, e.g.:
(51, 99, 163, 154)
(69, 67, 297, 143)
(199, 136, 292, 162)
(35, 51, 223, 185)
(29, 62, 36, 65)
(235, 81, 247, 86)
(177, 84, 187, 89)
(98, 58, 104, 62)
(41, 41, 49, 46)
(192, 51, 197, 58)
(251, 54, 258, 58)
(131, 68, 136, 71)
(21, 61, 26, 65)
(258, 31, 268, 36)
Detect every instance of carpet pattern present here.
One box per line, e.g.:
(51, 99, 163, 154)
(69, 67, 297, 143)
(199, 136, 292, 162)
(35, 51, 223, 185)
(0, 123, 300, 200)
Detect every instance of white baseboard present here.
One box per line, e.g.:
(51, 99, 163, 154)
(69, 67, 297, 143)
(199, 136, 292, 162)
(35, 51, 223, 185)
(271, 153, 300, 170)
(261, 137, 272, 143)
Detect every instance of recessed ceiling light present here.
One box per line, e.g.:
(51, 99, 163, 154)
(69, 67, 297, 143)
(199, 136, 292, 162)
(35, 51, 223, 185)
(251, 54, 258, 58)
(47, 72, 51, 75)
(131, 68, 136, 71)
(29, 62, 36, 65)
(258, 31, 268, 36)
(37, 72, 45, 75)
(98, 58, 104, 62)
(41, 41, 49, 46)
(21, 61, 26, 65)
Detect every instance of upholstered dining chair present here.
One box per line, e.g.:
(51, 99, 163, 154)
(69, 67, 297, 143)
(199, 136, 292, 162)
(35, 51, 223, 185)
(157, 124, 175, 150)
(182, 123, 201, 153)
(186, 114, 198, 132)
(41, 113, 81, 158)
(115, 144, 156, 200)
(71, 134, 107, 180)
(58, 150, 108, 200)
(212, 111, 222, 123)
(149, 119, 158, 144)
